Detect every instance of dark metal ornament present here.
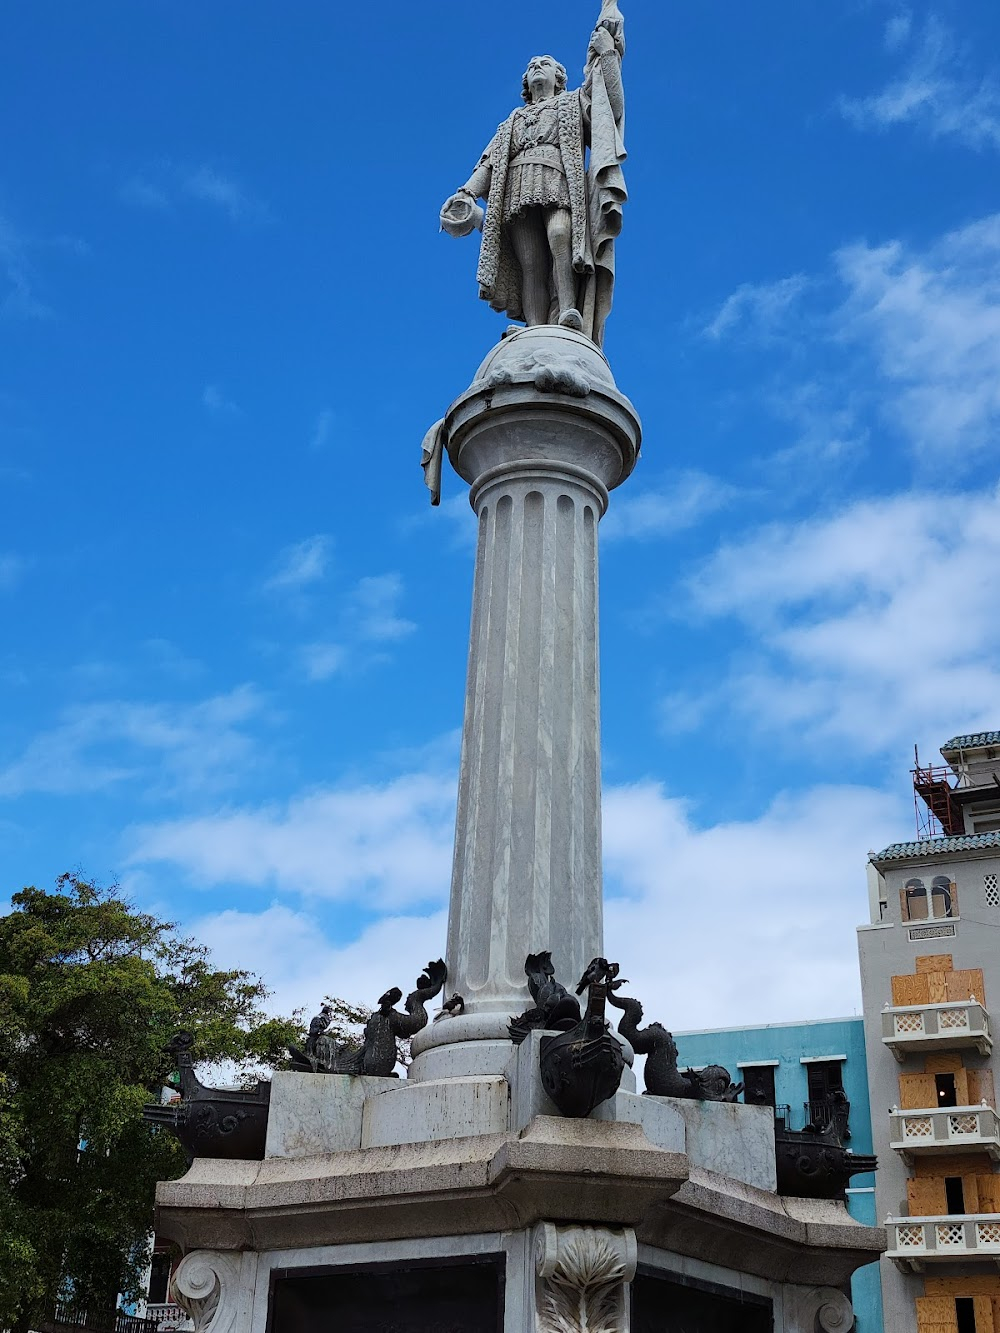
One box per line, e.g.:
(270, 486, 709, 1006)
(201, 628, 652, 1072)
(607, 986, 741, 1102)
(508, 950, 582, 1044)
(775, 1118, 878, 1200)
(142, 1031, 271, 1162)
(288, 959, 448, 1076)
(538, 957, 626, 1117)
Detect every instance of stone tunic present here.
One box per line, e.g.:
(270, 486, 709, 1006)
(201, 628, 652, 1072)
(503, 99, 572, 223)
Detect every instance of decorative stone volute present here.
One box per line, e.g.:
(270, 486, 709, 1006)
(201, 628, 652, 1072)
(170, 1251, 243, 1333)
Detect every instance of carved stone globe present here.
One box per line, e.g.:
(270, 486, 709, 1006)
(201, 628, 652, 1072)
(444, 325, 641, 501)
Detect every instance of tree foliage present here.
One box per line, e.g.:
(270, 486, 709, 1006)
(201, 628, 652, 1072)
(0, 875, 302, 1331)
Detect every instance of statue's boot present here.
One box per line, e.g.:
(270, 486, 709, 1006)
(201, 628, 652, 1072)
(558, 308, 584, 331)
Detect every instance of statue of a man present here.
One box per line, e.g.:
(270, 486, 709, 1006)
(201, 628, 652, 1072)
(440, 1, 627, 349)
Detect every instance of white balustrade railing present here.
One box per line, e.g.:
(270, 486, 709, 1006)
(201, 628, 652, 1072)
(889, 1104, 1000, 1159)
(887, 1215, 1000, 1268)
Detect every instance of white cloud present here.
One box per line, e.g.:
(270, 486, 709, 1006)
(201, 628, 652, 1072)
(130, 772, 456, 911)
(310, 409, 335, 451)
(190, 903, 449, 1023)
(263, 536, 332, 594)
(350, 574, 416, 642)
(884, 13, 912, 53)
(202, 384, 241, 416)
(0, 212, 50, 320)
(300, 642, 346, 682)
(841, 16, 1000, 151)
(157, 771, 902, 1031)
(119, 177, 170, 211)
(707, 213, 1000, 465)
(119, 164, 266, 223)
(0, 686, 266, 799)
(603, 471, 738, 542)
(703, 274, 809, 341)
(834, 216, 1000, 460)
(182, 167, 264, 222)
(603, 780, 903, 1028)
(680, 487, 1000, 756)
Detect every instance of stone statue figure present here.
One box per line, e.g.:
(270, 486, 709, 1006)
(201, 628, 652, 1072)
(440, 0, 627, 348)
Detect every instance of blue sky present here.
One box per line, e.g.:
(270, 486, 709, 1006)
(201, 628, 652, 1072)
(2, 0, 1000, 1028)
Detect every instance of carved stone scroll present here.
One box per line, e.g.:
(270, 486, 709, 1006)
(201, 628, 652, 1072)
(533, 1222, 637, 1333)
(170, 1251, 244, 1333)
(784, 1285, 855, 1333)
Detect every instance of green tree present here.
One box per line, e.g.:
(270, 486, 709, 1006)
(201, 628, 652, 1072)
(0, 875, 302, 1333)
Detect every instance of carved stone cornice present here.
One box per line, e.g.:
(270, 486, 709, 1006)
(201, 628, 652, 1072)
(533, 1222, 637, 1333)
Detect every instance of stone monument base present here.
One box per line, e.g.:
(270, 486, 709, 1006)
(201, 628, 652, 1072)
(157, 1054, 882, 1332)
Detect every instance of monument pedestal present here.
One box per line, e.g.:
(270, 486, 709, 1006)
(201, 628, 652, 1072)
(156, 331, 883, 1331)
(159, 1065, 880, 1331)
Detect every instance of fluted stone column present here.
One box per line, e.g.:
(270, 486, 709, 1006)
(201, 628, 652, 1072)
(411, 327, 640, 1079)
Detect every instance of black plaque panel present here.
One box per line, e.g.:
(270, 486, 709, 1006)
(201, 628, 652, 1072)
(268, 1256, 504, 1333)
(631, 1269, 773, 1333)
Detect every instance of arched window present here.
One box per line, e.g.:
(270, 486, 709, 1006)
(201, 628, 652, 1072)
(932, 875, 955, 918)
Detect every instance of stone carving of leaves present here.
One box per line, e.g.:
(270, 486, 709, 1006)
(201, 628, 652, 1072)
(539, 1232, 626, 1333)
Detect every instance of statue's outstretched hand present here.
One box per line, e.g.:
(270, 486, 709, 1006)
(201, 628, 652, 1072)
(440, 191, 485, 239)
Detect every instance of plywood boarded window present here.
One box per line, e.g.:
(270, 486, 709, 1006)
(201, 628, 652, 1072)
(977, 1174, 1000, 1215)
(901, 1073, 940, 1109)
(905, 878, 930, 921)
(948, 970, 986, 1004)
(894, 972, 932, 1006)
(916, 1295, 959, 1333)
(909, 1176, 949, 1215)
(968, 1069, 997, 1110)
(933, 876, 958, 918)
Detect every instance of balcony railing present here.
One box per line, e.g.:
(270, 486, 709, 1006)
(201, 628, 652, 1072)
(889, 1104, 1000, 1162)
(886, 1215, 1000, 1270)
(773, 1101, 851, 1140)
(882, 1000, 991, 1061)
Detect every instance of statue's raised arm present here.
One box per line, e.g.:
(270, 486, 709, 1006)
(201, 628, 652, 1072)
(439, 0, 628, 349)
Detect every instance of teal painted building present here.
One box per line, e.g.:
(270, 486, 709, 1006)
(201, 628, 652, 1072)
(674, 1016, 883, 1333)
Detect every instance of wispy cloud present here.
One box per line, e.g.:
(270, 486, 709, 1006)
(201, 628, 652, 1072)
(119, 163, 267, 223)
(300, 642, 345, 682)
(0, 212, 50, 320)
(263, 536, 333, 595)
(309, 409, 336, 452)
(603, 470, 739, 542)
(703, 274, 809, 342)
(673, 487, 1000, 757)
(0, 686, 267, 799)
(119, 177, 170, 211)
(707, 212, 1000, 466)
(182, 166, 265, 222)
(139, 762, 903, 1028)
(202, 384, 241, 417)
(130, 772, 456, 910)
(840, 14, 1000, 151)
(349, 574, 416, 643)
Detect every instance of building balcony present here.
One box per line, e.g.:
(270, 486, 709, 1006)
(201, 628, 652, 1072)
(889, 1105, 1000, 1163)
(881, 1000, 992, 1061)
(887, 1215, 1000, 1271)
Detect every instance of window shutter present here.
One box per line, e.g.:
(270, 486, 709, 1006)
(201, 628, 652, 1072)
(900, 1073, 939, 1109)
(915, 1295, 958, 1332)
(894, 973, 931, 1006)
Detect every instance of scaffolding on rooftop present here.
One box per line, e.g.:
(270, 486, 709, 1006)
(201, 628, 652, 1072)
(912, 744, 965, 839)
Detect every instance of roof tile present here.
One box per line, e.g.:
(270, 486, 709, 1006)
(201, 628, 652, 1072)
(871, 830, 1000, 864)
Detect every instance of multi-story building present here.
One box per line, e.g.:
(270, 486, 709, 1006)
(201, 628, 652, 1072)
(859, 732, 1000, 1333)
(674, 1015, 883, 1331)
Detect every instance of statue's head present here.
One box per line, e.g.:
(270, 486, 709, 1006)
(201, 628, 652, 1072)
(378, 986, 403, 1011)
(522, 55, 567, 104)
